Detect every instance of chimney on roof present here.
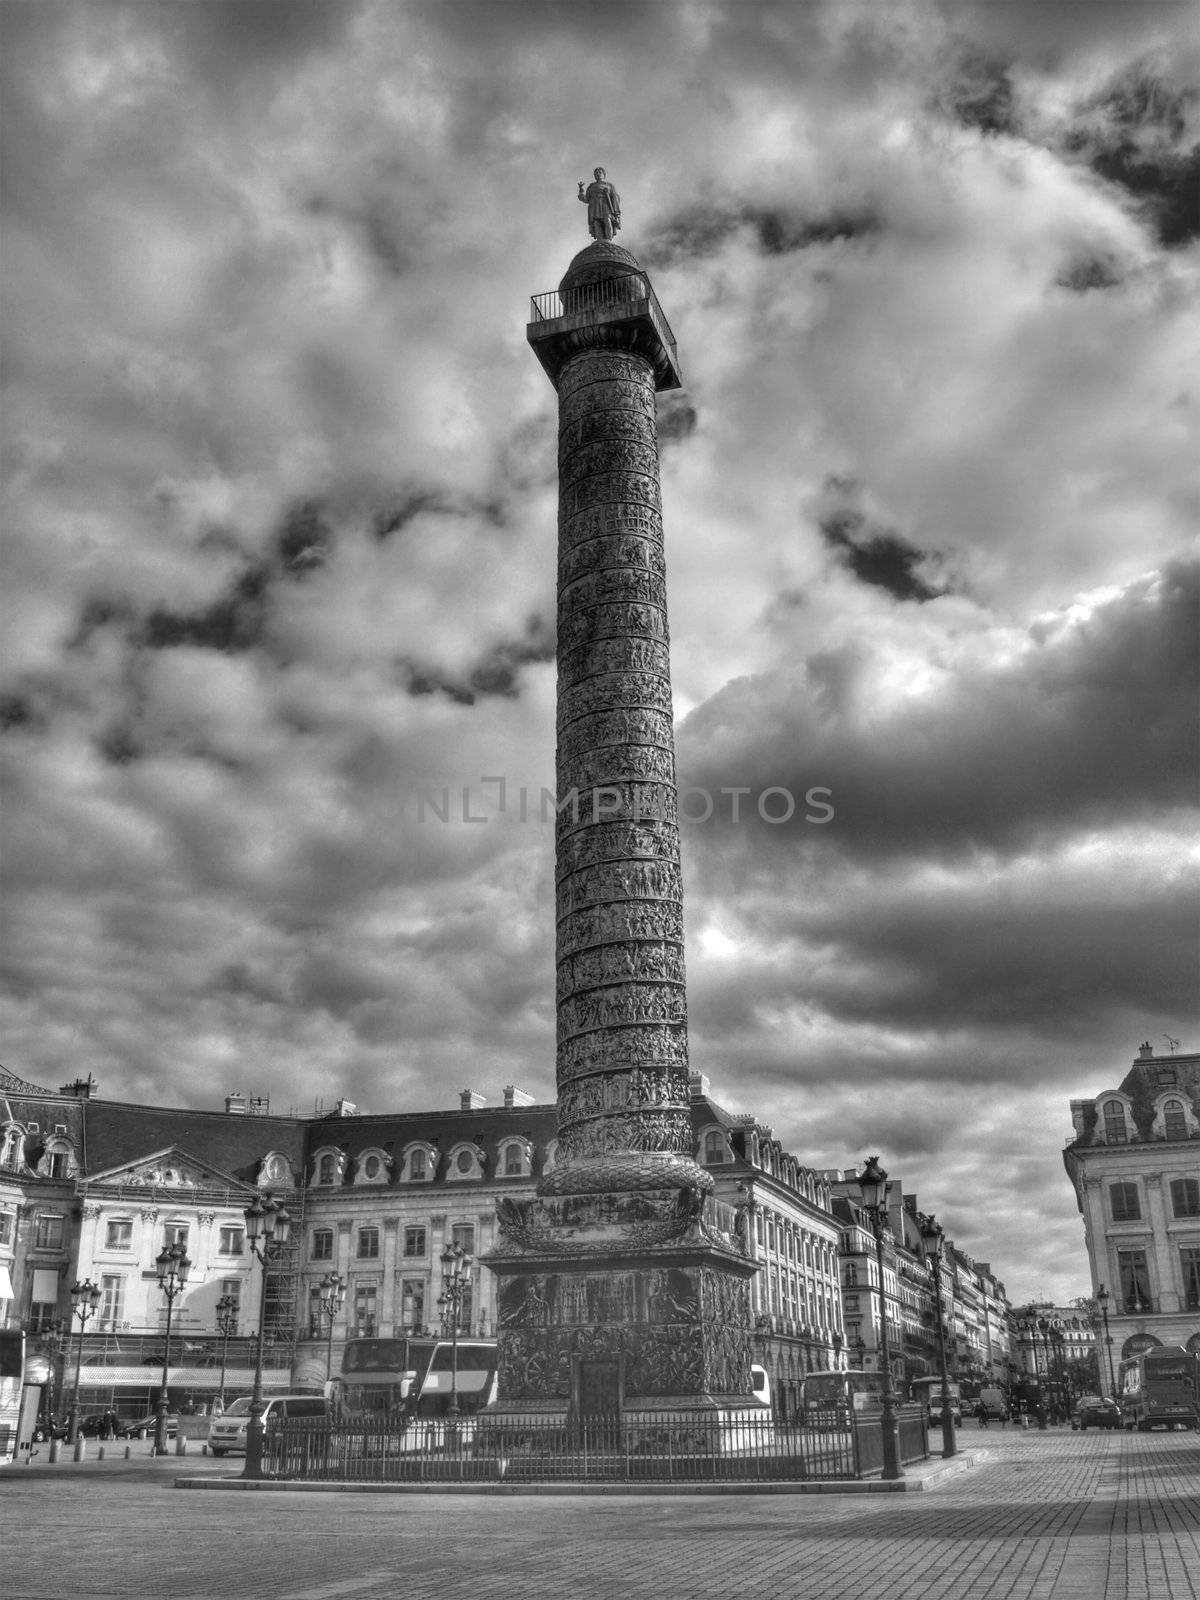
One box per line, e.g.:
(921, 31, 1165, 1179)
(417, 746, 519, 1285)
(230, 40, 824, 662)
(333, 1098, 357, 1117)
(688, 1071, 710, 1100)
(1138, 1041, 1154, 1059)
(460, 1090, 486, 1112)
(225, 1093, 247, 1115)
(503, 1086, 534, 1108)
(60, 1075, 97, 1099)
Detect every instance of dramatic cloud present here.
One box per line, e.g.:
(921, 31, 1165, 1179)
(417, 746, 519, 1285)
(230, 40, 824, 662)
(2, 0, 1197, 1306)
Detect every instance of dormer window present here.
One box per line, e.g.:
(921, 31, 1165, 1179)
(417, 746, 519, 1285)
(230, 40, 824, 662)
(313, 1149, 344, 1187)
(1162, 1099, 1188, 1141)
(1, 1127, 25, 1171)
(702, 1129, 728, 1164)
(449, 1144, 483, 1180)
(499, 1138, 532, 1178)
(1103, 1100, 1128, 1145)
(354, 1149, 392, 1186)
(401, 1143, 436, 1182)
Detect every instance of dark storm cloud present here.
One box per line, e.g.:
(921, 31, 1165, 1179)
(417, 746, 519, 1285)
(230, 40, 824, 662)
(1067, 66, 1200, 248)
(398, 613, 555, 704)
(646, 201, 880, 268)
(818, 506, 946, 604)
(142, 565, 270, 655)
(679, 559, 1199, 862)
(934, 43, 1017, 137)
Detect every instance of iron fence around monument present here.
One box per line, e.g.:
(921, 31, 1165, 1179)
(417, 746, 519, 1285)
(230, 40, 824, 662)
(263, 1406, 928, 1485)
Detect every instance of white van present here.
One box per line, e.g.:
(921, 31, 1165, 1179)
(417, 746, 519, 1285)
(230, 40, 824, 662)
(750, 1364, 772, 1409)
(207, 1394, 327, 1455)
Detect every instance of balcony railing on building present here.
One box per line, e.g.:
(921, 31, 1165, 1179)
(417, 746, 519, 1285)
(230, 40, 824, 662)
(265, 1406, 928, 1485)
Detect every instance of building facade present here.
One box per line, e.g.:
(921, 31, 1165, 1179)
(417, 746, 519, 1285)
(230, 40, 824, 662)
(1063, 1043, 1200, 1366)
(0, 1066, 848, 1425)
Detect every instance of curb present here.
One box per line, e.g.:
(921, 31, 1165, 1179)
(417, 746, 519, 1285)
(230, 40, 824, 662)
(175, 1453, 985, 1496)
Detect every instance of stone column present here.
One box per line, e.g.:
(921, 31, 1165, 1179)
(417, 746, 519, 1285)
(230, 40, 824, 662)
(482, 232, 759, 1426)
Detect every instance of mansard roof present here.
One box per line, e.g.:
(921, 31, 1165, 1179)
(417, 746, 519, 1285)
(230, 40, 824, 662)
(81, 1100, 307, 1188)
(1068, 1047, 1200, 1147)
(301, 1101, 559, 1179)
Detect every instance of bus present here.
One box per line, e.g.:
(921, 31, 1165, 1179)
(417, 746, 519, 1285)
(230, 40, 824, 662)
(332, 1336, 499, 1425)
(909, 1375, 962, 1426)
(0, 1328, 45, 1466)
(798, 1369, 886, 1426)
(1117, 1345, 1199, 1432)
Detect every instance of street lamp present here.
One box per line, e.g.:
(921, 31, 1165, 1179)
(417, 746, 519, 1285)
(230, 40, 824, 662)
(242, 1193, 291, 1479)
(318, 1271, 346, 1383)
(857, 1155, 903, 1481)
(918, 1214, 957, 1460)
(215, 1294, 239, 1414)
(67, 1279, 101, 1444)
(437, 1242, 473, 1423)
(153, 1241, 191, 1455)
(1096, 1285, 1117, 1397)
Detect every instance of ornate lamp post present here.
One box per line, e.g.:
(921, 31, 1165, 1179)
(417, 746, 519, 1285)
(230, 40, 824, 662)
(215, 1294, 239, 1414)
(41, 1319, 68, 1435)
(1050, 1325, 1067, 1422)
(241, 1194, 291, 1479)
(67, 1279, 101, 1444)
(918, 1215, 957, 1459)
(318, 1271, 346, 1383)
(436, 1242, 473, 1423)
(153, 1242, 192, 1455)
(1096, 1285, 1117, 1396)
(857, 1156, 903, 1481)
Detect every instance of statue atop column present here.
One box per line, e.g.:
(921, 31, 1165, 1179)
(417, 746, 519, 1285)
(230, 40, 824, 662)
(578, 167, 620, 241)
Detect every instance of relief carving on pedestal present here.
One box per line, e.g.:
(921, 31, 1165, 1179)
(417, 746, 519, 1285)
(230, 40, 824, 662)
(560, 638, 671, 686)
(559, 408, 656, 459)
(558, 707, 675, 762)
(557, 822, 681, 880)
(559, 1111, 694, 1159)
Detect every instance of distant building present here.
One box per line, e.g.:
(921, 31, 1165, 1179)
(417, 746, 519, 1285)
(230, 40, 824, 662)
(1063, 1042, 1200, 1363)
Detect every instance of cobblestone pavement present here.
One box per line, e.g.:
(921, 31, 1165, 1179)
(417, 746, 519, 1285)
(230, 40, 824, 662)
(4, 1427, 1198, 1600)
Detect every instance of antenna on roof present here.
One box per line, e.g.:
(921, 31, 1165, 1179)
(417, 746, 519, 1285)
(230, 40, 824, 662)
(1164, 1035, 1180, 1056)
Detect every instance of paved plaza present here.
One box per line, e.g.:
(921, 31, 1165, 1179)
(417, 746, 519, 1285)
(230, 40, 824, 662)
(4, 1426, 1198, 1600)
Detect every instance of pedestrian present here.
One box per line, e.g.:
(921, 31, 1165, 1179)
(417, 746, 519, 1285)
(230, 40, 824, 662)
(976, 1400, 989, 1429)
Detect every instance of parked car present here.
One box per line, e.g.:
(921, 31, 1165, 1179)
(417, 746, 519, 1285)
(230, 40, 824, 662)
(117, 1411, 180, 1439)
(207, 1394, 328, 1455)
(1072, 1395, 1122, 1431)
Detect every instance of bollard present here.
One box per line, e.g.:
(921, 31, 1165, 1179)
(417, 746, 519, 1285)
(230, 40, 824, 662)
(176, 1435, 187, 1456)
(73, 1436, 85, 1462)
(124, 1444, 132, 1460)
(49, 1438, 62, 1463)
(98, 1446, 106, 1461)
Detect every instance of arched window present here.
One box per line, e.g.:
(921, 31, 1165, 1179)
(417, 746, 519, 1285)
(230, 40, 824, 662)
(411, 1148, 426, 1180)
(0, 1127, 23, 1170)
(703, 1130, 727, 1164)
(317, 1153, 336, 1185)
(1103, 1101, 1127, 1144)
(1162, 1099, 1187, 1141)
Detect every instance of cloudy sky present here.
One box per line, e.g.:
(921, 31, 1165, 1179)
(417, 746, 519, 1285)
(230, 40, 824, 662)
(2, 0, 1197, 1306)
